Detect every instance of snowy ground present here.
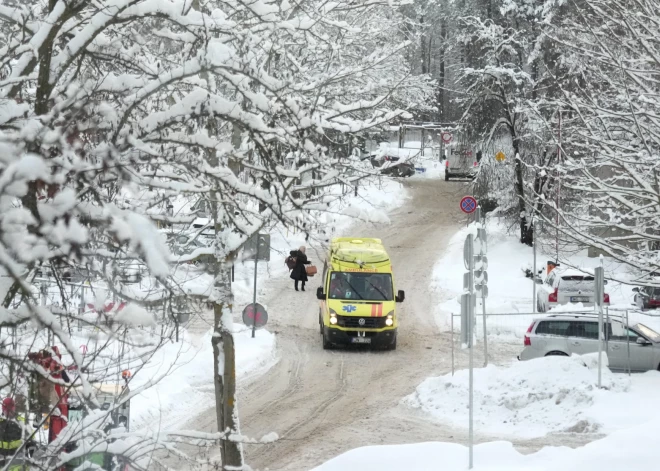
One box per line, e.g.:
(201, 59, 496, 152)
(312, 418, 660, 471)
(403, 353, 660, 439)
(411, 155, 445, 179)
(129, 326, 276, 432)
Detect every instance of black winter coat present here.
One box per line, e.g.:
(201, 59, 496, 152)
(289, 250, 311, 282)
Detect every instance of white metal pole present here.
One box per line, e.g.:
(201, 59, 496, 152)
(532, 214, 537, 313)
(468, 237, 475, 469)
(451, 312, 455, 376)
(251, 239, 260, 338)
(477, 207, 488, 367)
(626, 310, 631, 376)
(596, 262, 604, 389)
(482, 298, 488, 367)
(468, 295, 474, 470)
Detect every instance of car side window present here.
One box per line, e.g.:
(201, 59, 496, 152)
(535, 321, 570, 336)
(569, 321, 600, 339)
(610, 327, 640, 342)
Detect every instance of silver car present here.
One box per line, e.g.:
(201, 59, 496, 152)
(518, 314, 660, 372)
(536, 268, 610, 312)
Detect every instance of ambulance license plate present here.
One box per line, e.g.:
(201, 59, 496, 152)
(351, 337, 371, 344)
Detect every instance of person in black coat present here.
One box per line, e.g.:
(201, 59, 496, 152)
(290, 246, 311, 291)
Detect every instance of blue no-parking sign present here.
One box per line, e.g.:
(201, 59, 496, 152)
(460, 196, 477, 214)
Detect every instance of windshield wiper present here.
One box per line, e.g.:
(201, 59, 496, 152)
(367, 281, 389, 300)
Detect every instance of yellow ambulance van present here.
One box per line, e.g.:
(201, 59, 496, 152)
(316, 237, 405, 350)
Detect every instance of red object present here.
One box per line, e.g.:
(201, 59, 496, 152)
(459, 196, 478, 214)
(524, 322, 535, 346)
(441, 132, 453, 144)
(27, 347, 74, 444)
(473, 161, 478, 167)
(604, 293, 610, 304)
(445, 160, 449, 168)
(549, 288, 558, 303)
(2, 397, 15, 416)
(86, 301, 127, 313)
(370, 304, 383, 317)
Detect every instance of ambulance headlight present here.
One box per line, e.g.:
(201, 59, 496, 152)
(329, 309, 338, 325)
(385, 311, 394, 327)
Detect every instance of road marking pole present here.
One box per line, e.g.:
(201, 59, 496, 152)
(451, 311, 455, 376)
(251, 241, 260, 338)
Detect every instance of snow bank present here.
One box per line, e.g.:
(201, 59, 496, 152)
(411, 156, 445, 179)
(403, 354, 660, 439)
(313, 418, 660, 471)
(130, 326, 276, 432)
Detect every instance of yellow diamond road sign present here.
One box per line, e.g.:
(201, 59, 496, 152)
(495, 151, 506, 162)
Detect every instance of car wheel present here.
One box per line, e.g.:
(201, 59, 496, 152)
(545, 351, 569, 357)
(387, 337, 397, 351)
(322, 328, 333, 350)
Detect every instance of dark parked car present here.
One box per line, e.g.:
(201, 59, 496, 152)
(364, 153, 415, 177)
(168, 232, 214, 266)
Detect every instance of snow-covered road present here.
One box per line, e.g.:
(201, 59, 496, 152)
(170, 179, 590, 471)
(170, 179, 468, 470)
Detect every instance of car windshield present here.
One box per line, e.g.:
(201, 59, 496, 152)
(328, 272, 393, 301)
(635, 323, 660, 343)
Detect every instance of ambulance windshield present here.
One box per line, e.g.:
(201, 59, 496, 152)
(328, 272, 393, 301)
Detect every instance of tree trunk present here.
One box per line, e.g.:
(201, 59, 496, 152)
(437, 17, 446, 120)
(420, 16, 428, 75)
(222, 314, 242, 467)
(212, 291, 243, 469)
(513, 137, 533, 246)
(211, 185, 243, 469)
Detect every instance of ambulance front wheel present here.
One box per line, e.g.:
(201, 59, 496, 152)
(322, 327, 333, 350)
(387, 336, 397, 351)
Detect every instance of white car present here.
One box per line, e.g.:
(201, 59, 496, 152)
(536, 268, 610, 312)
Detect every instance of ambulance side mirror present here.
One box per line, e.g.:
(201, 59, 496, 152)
(395, 290, 405, 303)
(316, 287, 325, 300)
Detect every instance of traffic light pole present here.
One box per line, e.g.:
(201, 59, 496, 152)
(475, 207, 488, 367)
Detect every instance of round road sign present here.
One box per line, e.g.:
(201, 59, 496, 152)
(460, 196, 478, 214)
(441, 132, 453, 144)
(242, 303, 268, 329)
